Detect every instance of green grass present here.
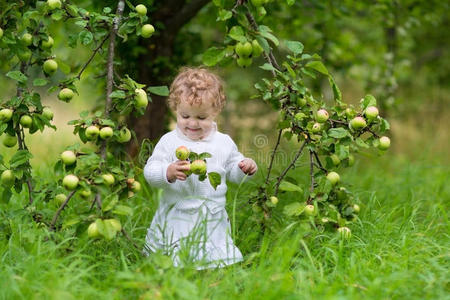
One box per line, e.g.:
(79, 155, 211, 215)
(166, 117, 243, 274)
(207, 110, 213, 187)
(0, 153, 449, 300)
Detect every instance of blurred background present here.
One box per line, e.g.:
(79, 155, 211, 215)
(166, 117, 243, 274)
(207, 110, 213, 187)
(0, 0, 448, 168)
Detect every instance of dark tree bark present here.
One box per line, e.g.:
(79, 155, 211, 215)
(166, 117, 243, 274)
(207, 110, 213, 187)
(128, 0, 211, 156)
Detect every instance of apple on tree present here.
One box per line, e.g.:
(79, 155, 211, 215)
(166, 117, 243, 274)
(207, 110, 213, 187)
(87, 222, 100, 238)
(105, 218, 122, 232)
(55, 193, 66, 206)
(80, 188, 91, 198)
(235, 41, 253, 57)
(141, 24, 155, 38)
(175, 146, 190, 160)
(102, 173, 115, 186)
(117, 127, 131, 143)
(353, 204, 360, 213)
(43, 59, 58, 75)
(364, 106, 379, 120)
(63, 174, 79, 190)
(349, 116, 367, 131)
(311, 122, 322, 133)
(42, 107, 54, 120)
(3, 133, 17, 148)
(0, 108, 13, 122)
(99, 127, 114, 139)
(1, 170, 15, 187)
(134, 88, 148, 109)
(378, 136, 391, 150)
(251, 40, 264, 57)
(58, 88, 74, 101)
(131, 181, 141, 193)
(41, 36, 54, 49)
(0, 28, 3, 39)
(19, 115, 33, 128)
(270, 196, 278, 205)
(316, 109, 329, 123)
(47, 0, 62, 10)
(304, 204, 316, 216)
(85, 125, 100, 140)
(330, 154, 340, 166)
(61, 150, 76, 165)
(21, 33, 33, 46)
(338, 226, 352, 239)
(326, 171, 340, 185)
(236, 57, 252, 68)
(17, 50, 32, 62)
(135, 4, 147, 16)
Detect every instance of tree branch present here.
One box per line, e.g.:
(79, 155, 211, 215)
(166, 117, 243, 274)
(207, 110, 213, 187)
(165, 0, 211, 36)
(264, 128, 283, 186)
(50, 190, 76, 230)
(307, 151, 314, 204)
(76, 34, 109, 80)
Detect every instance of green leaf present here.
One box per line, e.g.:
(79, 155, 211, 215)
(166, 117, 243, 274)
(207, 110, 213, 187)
(380, 118, 390, 131)
(208, 172, 221, 190)
(217, 9, 232, 21)
(260, 63, 277, 72)
(113, 205, 133, 216)
(283, 202, 305, 216)
(148, 86, 169, 97)
(10, 150, 33, 168)
(202, 47, 226, 67)
(285, 40, 304, 56)
(228, 26, 246, 42)
(109, 90, 126, 99)
(279, 181, 303, 193)
(102, 220, 118, 240)
(361, 94, 377, 109)
(79, 31, 93, 46)
(6, 71, 27, 83)
(62, 216, 81, 230)
(328, 76, 342, 102)
(356, 138, 370, 148)
(258, 25, 279, 46)
(305, 61, 329, 75)
(33, 78, 49, 87)
(198, 152, 212, 160)
(328, 128, 349, 139)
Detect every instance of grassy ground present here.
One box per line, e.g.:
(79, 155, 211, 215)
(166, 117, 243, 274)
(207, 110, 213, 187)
(0, 149, 448, 300)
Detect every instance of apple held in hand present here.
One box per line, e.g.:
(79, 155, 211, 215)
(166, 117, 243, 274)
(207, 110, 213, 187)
(61, 150, 76, 165)
(102, 173, 115, 186)
(85, 125, 100, 140)
(99, 127, 113, 139)
(349, 116, 367, 131)
(175, 146, 190, 160)
(141, 24, 155, 38)
(43, 59, 58, 75)
(135, 4, 147, 16)
(117, 127, 131, 143)
(1, 170, 15, 186)
(19, 115, 33, 128)
(338, 226, 351, 239)
(326, 171, 340, 185)
(58, 88, 74, 101)
(304, 204, 316, 216)
(190, 159, 207, 175)
(3, 133, 17, 148)
(316, 109, 329, 123)
(63, 174, 79, 190)
(0, 108, 13, 122)
(378, 136, 391, 150)
(42, 107, 53, 120)
(134, 88, 148, 109)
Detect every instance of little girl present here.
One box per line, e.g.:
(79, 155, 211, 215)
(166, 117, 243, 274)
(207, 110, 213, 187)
(143, 67, 257, 269)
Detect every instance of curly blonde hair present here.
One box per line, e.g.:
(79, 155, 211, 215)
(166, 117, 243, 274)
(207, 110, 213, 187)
(167, 67, 226, 112)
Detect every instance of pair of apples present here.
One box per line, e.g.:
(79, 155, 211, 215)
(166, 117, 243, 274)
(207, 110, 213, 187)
(175, 146, 207, 176)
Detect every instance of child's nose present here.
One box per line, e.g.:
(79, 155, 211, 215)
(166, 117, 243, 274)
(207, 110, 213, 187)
(188, 119, 198, 127)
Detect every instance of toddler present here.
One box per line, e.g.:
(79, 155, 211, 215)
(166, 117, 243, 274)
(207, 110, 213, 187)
(143, 67, 257, 269)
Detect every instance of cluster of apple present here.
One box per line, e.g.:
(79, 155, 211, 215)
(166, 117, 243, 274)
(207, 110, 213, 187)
(234, 39, 264, 68)
(175, 146, 207, 176)
(135, 4, 155, 38)
(87, 218, 122, 240)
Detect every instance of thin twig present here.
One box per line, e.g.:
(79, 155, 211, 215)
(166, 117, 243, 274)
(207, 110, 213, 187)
(264, 129, 283, 186)
(121, 228, 140, 250)
(307, 151, 314, 204)
(76, 34, 109, 80)
(50, 190, 76, 230)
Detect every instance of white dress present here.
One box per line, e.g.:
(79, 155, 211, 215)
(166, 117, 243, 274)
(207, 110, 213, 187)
(143, 123, 255, 269)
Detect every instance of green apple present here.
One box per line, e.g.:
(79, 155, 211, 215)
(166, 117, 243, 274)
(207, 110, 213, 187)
(336, 187, 347, 200)
(63, 174, 79, 190)
(304, 204, 316, 216)
(1, 170, 15, 186)
(134, 88, 148, 108)
(338, 226, 351, 239)
(0, 28, 3, 39)
(131, 181, 141, 193)
(61, 150, 76, 165)
(270, 196, 278, 205)
(41, 36, 54, 49)
(326, 171, 340, 185)
(19, 115, 33, 128)
(175, 145, 190, 160)
(117, 127, 131, 143)
(141, 24, 155, 38)
(102, 173, 115, 186)
(3, 134, 17, 147)
(99, 127, 113, 139)
(316, 109, 329, 123)
(55, 193, 66, 205)
(353, 204, 360, 213)
(236, 57, 252, 68)
(311, 122, 322, 133)
(183, 163, 192, 176)
(47, 0, 62, 10)
(21, 33, 33, 46)
(105, 218, 122, 232)
(18, 50, 32, 62)
(80, 188, 91, 198)
(378, 136, 391, 150)
(85, 125, 100, 140)
(345, 107, 356, 119)
(235, 42, 253, 57)
(42, 107, 54, 120)
(330, 154, 340, 166)
(87, 222, 100, 238)
(297, 96, 307, 107)
(349, 116, 367, 130)
(364, 106, 379, 120)
(135, 4, 147, 15)
(43, 59, 58, 75)
(0, 108, 13, 122)
(190, 159, 207, 175)
(58, 88, 74, 101)
(251, 39, 264, 57)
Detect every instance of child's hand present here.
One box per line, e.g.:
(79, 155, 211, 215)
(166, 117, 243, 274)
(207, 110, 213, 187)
(167, 160, 190, 183)
(238, 158, 257, 175)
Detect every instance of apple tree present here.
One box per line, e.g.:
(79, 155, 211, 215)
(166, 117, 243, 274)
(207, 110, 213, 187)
(203, 0, 391, 238)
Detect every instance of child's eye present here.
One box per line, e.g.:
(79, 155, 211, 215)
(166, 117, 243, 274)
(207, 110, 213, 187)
(198, 116, 206, 120)
(182, 115, 189, 119)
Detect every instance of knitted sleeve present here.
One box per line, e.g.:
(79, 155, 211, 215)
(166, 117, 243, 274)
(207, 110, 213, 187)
(225, 136, 256, 184)
(143, 137, 173, 189)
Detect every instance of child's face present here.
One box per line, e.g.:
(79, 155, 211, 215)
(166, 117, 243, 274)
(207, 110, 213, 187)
(176, 99, 218, 140)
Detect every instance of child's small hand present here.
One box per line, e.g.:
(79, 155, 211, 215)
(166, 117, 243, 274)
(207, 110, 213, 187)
(238, 158, 257, 175)
(167, 160, 190, 183)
